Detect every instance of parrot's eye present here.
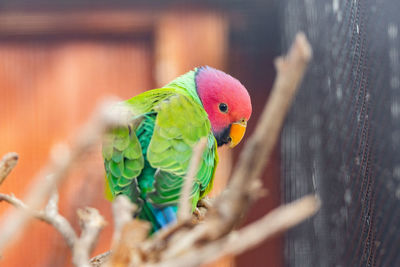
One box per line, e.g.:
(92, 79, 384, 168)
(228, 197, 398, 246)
(219, 103, 228, 113)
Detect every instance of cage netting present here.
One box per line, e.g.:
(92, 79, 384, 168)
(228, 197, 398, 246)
(281, 0, 400, 266)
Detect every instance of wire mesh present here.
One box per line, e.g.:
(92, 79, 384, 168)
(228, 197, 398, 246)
(281, 0, 400, 266)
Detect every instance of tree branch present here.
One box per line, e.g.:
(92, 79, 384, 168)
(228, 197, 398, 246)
(0, 191, 77, 248)
(111, 195, 137, 246)
(0, 152, 19, 186)
(177, 137, 208, 222)
(73, 207, 106, 267)
(210, 32, 313, 236)
(90, 251, 111, 267)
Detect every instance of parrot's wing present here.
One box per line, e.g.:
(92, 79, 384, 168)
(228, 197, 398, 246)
(125, 88, 177, 114)
(147, 93, 218, 208)
(102, 107, 145, 200)
(103, 88, 177, 201)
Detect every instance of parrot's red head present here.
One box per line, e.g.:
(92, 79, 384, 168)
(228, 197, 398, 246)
(195, 66, 252, 147)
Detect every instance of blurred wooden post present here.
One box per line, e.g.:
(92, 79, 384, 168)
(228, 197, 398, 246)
(155, 10, 233, 267)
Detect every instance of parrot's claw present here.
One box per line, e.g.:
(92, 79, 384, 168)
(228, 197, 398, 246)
(193, 197, 213, 222)
(193, 207, 207, 221)
(197, 197, 213, 210)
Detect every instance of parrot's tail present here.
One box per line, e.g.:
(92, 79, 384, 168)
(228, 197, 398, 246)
(153, 206, 177, 228)
(140, 201, 177, 232)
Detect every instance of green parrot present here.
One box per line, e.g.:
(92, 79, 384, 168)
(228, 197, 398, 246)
(102, 66, 252, 231)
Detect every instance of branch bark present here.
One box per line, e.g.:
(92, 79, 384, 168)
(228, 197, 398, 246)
(111, 195, 137, 246)
(211, 32, 313, 236)
(177, 138, 208, 222)
(73, 208, 106, 267)
(0, 152, 18, 186)
(0, 191, 77, 248)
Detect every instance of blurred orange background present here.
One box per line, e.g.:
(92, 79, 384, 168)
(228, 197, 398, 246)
(0, 2, 281, 266)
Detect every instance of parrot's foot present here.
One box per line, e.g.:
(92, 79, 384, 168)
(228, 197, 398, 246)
(193, 207, 207, 222)
(197, 197, 213, 210)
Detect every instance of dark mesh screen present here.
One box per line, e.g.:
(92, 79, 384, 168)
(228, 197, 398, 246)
(281, 0, 400, 266)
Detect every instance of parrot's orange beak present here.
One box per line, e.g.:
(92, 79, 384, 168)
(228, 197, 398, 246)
(229, 120, 247, 148)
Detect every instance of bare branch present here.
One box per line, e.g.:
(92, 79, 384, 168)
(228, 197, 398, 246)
(177, 138, 208, 221)
(234, 32, 311, 184)
(90, 251, 111, 267)
(0, 152, 19, 186)
(207, 32, 313, 237)
(222, 195, 319, 257)
(108, 219, 150, 267)
(73, 207, 106, 267)
(0, 193, 44, 218)
(111, 195, 137, 245)
(148, 195, 320, 267)
(0, 191, 77, 248)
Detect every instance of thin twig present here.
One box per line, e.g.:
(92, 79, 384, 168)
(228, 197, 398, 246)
(73, 207, 106, 267)
(90, 159, 140, 267)
(90, 251, 112, 267)
(0, 191, 77, 248)
(177, 138, 208, 221)
(107, 219, 150, 267)
(111, 195, 137, 245)
(0, 152, 19, 186)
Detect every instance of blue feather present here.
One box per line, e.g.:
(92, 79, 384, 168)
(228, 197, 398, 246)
(153, 206, 177, 228)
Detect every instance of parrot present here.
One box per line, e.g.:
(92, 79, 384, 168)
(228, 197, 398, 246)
(102, 66, 252, 232)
